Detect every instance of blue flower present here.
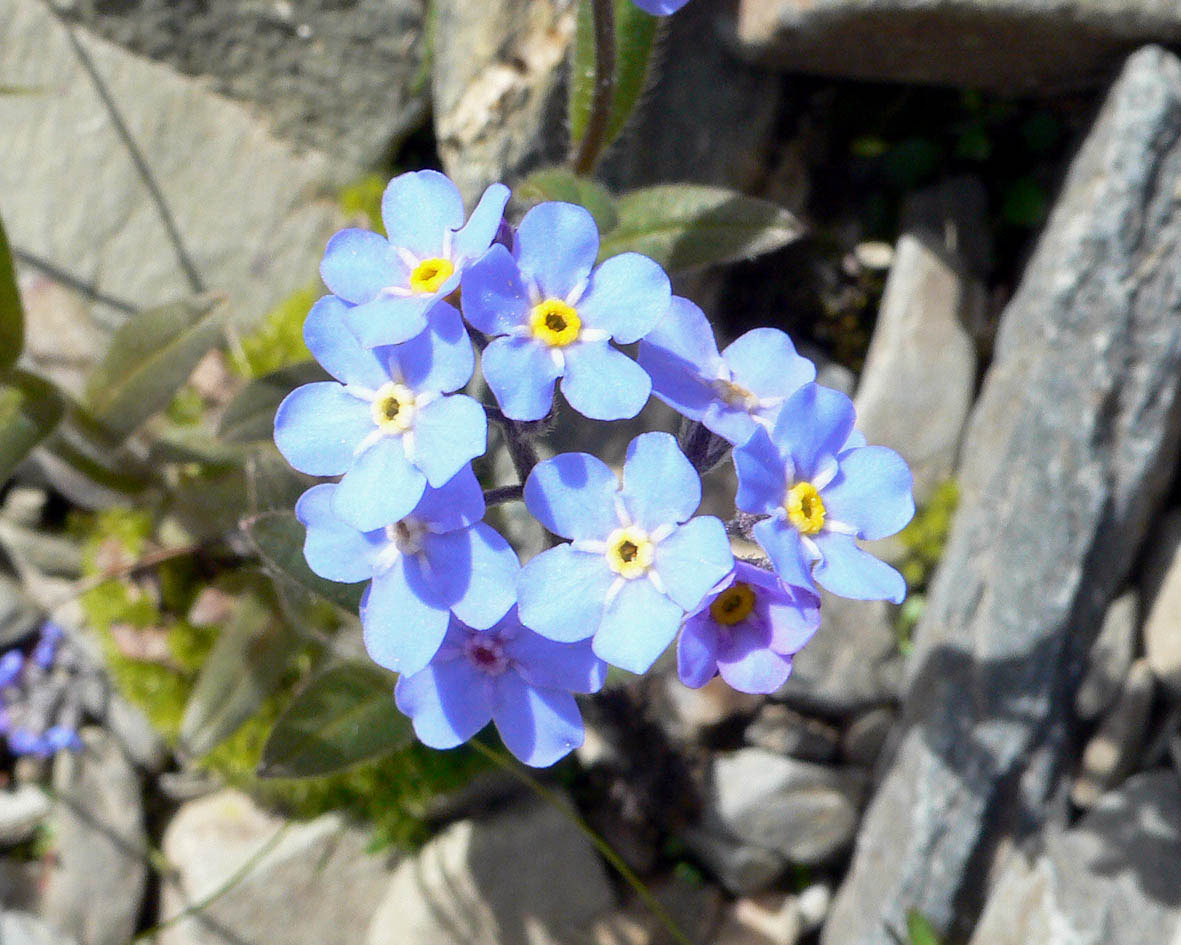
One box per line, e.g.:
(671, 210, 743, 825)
(461, 202, 670, 421)
(296, 469, 520, 677)
(0, 651, 23, 688)
(320, 170, 510, 347)
(630, 0, 692, 12)
(32, 621, 65, 671)
(275, 295, 486, 532)
(733, 383, 915, 604)
(395, 609, 606, 767)
(677, 561, 820, 694)
(637, 297, 816, 445)
(517, 432, 734, 674)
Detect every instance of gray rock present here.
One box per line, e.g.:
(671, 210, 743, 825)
(1071, 659, 1156, 809)
(797, 883, 833, 934)
(663, 674, 763, 742)
(0, 912, 79, 945)
(824, 47, 1181, 945)
(840, 706, 896, 768)
(967, 771, 1181, 945)
(0, 784, 51, 845)
(0, 573, 41, 648)
(0, 0, 344, 332)
(853, 178, 985, 502)
(40, 729, 147, 945)
(746, 703, 841, 764)
(733, 0, 1181, 92)
(1143, 509, 1181, 696)
(159, 789, 394, 945)
(1075, 591, 1140, 721)
(366, 796, 614, 945)
(712, 893, 804, 945)
(591, 875, 723, 945)
(682, 825, 786, 897)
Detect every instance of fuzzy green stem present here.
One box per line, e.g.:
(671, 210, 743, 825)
(570, 0, 617, 176)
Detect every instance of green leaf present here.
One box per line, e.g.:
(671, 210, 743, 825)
(0, 210, 24, 374)
(259, 662, 411, 779)
(568, 0, 596, 146)
(85, 294, 224, 441)
(906, 910, 942, 945)
(179, 594, 298, 757)
(0, 370, 65, 483)
(600, 184, 805, 271)
(244, 510, 364, 613)
(217, 361, 328, 444)
(516, 168, 619, 233)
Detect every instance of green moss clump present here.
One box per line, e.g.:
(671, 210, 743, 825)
(230, 284, 320, 379)
(338, 174, 388, 234)
(894, 479, 959, 648)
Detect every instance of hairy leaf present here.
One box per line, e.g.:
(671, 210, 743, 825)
(517, 168, 619, 233)
(218, 361, 328, 444)
(0, 211, 23, 373)
(0, 370, 65, 483)
(244, 510, 364, 613)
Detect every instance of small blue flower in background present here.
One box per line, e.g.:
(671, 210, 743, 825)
(733, 383, 915, 603)
(275, 295, 486, 532)
(638, 296, 816, 446)
(461, 201, 671, 421)
(296, 468, 520, 676)
(630, 0, 693, 14)
(0, 622, 84, 759)
(395, 609, 606, 768)
(0, 650, 23, 688)
(320, 170, 510, 347)
(677, 561, 820, 694)
(517, 432, 734, 674)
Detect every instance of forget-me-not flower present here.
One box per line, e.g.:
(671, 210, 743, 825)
(517, 432, 734, 674)
(638, 297, 816, 445)
(274, 294, 485, 532)
(296, 468, 519, 677)
(734, 383, 915, 603)
(320, 170, 510, 347)
(677, 561, 820, 694)
(395, 608, 606, 767)
(630, 0, 692, 13)
(461, 201, 670, 421)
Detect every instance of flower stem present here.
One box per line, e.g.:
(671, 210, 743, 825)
(570, 0, 617, 177)
(484, 484, 524, 506)
(469, 740, 699, 945)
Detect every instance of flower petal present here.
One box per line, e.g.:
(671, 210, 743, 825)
(303, 295, 388, 388)
(716, 634, 794, 694)
(637, 297, 721, 421)
(821, 446, 915, 540)
(560, 343, 651, 421)
(459, 244, 531, 336)
(333, 437, 426, 531)
(593, 578, 683, 674)
(524, 452, 620, 540)
(492, 674, 583, 767)
(395, 657, 492, 749)
(515, 202, 599, 298)
(320, 229, 402, 304)
(273, 383, 373, 476)
(390, 302, 474, 394)
(381, 170, 464, 258)
(343, 294, 433, 348)
(771, 383, 856, 480)
(481, 336, 562, 422)
(654, 516, 734, 611)
(451, 182, 511, 262)
(504, 625, 607, 694)
(620, 431, 700, 530)
(362, 558, 450, 675)
(411, 465, 485, 533)
(723, 328, 815, 403)
(630, 0, 691, 14)
(408, 394, 487, 487)
(813, 533, 907, 604)
(518, 545, 614, 642)
(752, 517, 817, 593)
(578, 253, 671, 343)
(676, 617, 719, 688)
(733, 428, 789, 515)
(421, 523, 519, 629)
(701, 401, 760, 447)
(295, 484, 383, 583)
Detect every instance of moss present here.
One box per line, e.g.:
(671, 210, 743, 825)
(894, 479, 959, 648)
(230, 284, 320, 379)
(338, 174, 388, 234)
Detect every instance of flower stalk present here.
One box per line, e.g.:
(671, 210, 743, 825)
(570, 0, 617, 176)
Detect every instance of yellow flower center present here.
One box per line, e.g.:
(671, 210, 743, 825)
(409, 257, 454, 294)
(370, 382, 416, 434)
(709, 582, 757, 626)
(712, 377, 758, 410)
(529, 298, 581, 347)
(606, 526, 655, 579)
(785, 481, 826, 536)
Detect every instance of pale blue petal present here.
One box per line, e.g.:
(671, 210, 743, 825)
(320, 229, 402, 304)
(577, 253, 671, 343)
(381, 170, 464, 258)
(422, 523, 519, 629)
(524, 452, 620, 540)
(593, 579, 683, 674)
(723, 328, 815, 403)
(411, 465, 485, 533)
(620, 431, 700, 530)
(390, 302, 474, 393)
(409, 395, 487, 487)
(676, 617, 719, 688)
(482, 336, 562, 421)
(492, 674, 583, 767)
(654, 516, 734, 610)
(343, 294, 433, 348)
(752, 517, 817, 593)
(813, 533, 907, 604)
(504, 625, 606, 694)
(560, 343, 651, 421)
(362, 558, 451, 675)
(395, 658, 492, 749)
(637, 297, 722, 421)
(518, 545, 614, 642)
(303, 295, 388, 388)
(772, 384, 856, 480)
(514, 202, 599, 298)
(733, 428, 789, 515)
(333, 437, 426, 531)
(630, 0, 691, 13)
(821, 446, 915, 540)
(295, 484, 383, 583)
(452, 183, 511, 262)
(459, 244, 531, 336)
(274, 383, 373, 476)
(716, 634, 793, 694)
(701, 401, 760, 447)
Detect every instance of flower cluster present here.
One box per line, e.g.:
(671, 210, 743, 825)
(0, 622, 84, 759)
(275, 170, 914, 768)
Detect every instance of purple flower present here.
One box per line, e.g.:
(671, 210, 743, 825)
(631, 0, 692, 13)
(637, 297, 815, 445)
(32, 621, 65, 671)
(733, 383, 915, 603)
(395, 609, 606, 767)
(517, 432, 734, 674)
(296, 468, 519, 676)
(0, 651, 23, 688)
(42, 725, 82, 753)
(320, 170, 510, 347)
(275, 295, 485, 532)
(8, 727, 46, 757)
(461, 202, 670, 421)
(677, 562, 820, 694)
